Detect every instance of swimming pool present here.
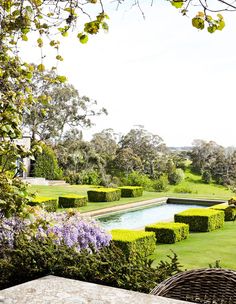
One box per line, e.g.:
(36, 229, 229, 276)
(96, 203, 207, 230)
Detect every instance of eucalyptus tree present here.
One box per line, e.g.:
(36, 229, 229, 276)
(120, 127, 166, 177)
(24, 68, 107, 142)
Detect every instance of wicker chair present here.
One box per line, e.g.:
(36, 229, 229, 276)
(150, 268, 236, 304)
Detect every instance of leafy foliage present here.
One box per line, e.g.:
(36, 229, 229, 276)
(122, 171, 153, 190)
(0, 236, 182, 293)
(168, 168, 185, 185)
(152, 175, 169, 192)
(0, 176, 32, 217)
(24, 69, 107, 141)
(33, 142, 62, 180)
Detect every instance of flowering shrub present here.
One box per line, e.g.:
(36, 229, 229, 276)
(0, 208, 111, 252)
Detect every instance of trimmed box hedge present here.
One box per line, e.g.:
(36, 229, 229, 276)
(111, 229, 156, 258)
(210, 203, 236, 221)
(228, 197, 236, 206)
(174, 208, 224, 232)
(28, 196, 58, 212)
(87, 188, 121, 202)
(119, 186, 143, 197)
(59, 195, 87, 208)
(145, 222, 189, 244)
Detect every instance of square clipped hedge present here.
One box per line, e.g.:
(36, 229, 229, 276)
(111, 229, 156, 258)
(59, 195, 87, 208)
(119, 186, 143, 198)
(145, 222, 189, 244)
(174, 208, 224, 232)
(87, 188, 121, 202)
(28, 197, 58, 212)
(210, 203, 236, 221)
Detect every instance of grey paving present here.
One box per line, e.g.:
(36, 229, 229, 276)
(0, 276, 195, 304)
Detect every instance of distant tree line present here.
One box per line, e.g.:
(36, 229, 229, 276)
(24, 68, 236, 191)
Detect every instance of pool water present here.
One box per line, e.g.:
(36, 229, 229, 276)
(96, 203, 207, 230)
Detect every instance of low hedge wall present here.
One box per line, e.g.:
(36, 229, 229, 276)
(59, 195, 87, 208)
(228, 197, 236, 206)
(28, 197, 58, 212)
(111, 229, 156, 258)
(119, 186, 143, 197)
(210, 203, 236, 221)
(145, 222, 189, 244)
(87, 188, 121, 202)
(174, 208, 224, 232)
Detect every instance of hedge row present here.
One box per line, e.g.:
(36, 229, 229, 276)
(28, 197, 58, 212)
(210, 203, 236, 221)
(87, 188, 121, 202)
(145, 222, 189, 244)
(228, 197, 236, 206)
(111, 229, 156, 258)
(174, 208, 224, 232)
(119, 186, 143, 198)
(59, 195, 87, 208)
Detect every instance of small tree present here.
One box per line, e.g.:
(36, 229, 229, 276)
(168, 168, 185, 185)
(33, 143, 62, 180)
(202, 170, 212, 184)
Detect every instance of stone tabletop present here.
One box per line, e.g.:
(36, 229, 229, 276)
(0, 276, 195, 304)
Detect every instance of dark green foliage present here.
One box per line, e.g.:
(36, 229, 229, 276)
(59, 195, 87, 208)
(28, 197, 58, 212)
(119, 186, 143, 197)
(228, 197, 236, 206)
(210, 203, 236, 221)
(168, 168, 185, 185)
(33, 142, 62, 180)
(87, 188, 121, 202)
(152, 175, 169, 192)
(65, 170, 101, 185)
(145, 223, 189, 244)
(111, 229, 156, 258)
(0, 235, 182, 293)
(202, 170, 212, 183)
(174, 208, 224, 232)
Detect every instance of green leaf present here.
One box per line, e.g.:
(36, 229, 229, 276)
(192, 17, 204, 30)
(56, 75, 67, 83)
(79, 34, 88, 44)
(207, 25, 217, 33)
(37, 64, 45, 72)
(218, 20, 225, 31)
(171, 1, 184, 9)
(21, 34, 28, 41)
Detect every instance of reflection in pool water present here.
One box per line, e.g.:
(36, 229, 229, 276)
(96, 203, 206, 230)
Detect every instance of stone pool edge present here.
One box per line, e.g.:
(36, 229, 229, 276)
(82, 197, 168, 217)
(82, 197, 227, 218)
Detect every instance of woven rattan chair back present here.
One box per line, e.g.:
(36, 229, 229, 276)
(150, 268, 236, 304)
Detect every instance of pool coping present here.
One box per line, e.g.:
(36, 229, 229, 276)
(82, 197, 227, 218)
(82, 197, 168, 217)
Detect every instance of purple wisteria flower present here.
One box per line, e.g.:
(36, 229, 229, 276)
(0, 208, 111, 252)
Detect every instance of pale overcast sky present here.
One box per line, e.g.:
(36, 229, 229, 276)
(20, 2, 236, 147)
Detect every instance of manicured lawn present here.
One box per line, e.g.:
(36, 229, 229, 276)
(151, 221, 236, 270)
(29, 185, 166, 213)
(29, 171, 234, 213)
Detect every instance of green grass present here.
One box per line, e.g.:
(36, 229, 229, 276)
(29, 185, 165, 213)
(29, 170, 235, 213)
(151, 221, 236, 270)
(164, 169, 234, 200)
